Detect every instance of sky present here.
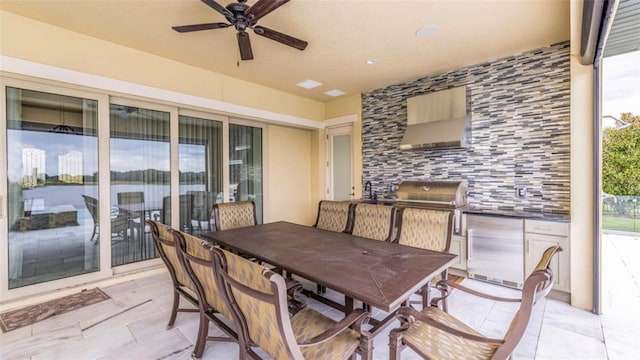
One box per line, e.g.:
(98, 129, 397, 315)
(602, 50, 640, 124)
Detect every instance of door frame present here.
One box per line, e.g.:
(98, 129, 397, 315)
(325, 115, 356, 200)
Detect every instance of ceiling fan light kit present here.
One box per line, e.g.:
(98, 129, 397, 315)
(172, 0, 308, 61)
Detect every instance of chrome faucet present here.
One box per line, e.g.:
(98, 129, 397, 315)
(364, 181, 373, 199)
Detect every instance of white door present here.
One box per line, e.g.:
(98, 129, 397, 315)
(327, 125, 353, 201)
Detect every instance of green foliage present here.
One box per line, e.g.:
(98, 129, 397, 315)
(602, 113, 640, 196)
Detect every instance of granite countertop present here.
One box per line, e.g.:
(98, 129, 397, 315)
(353, 199, 571, 222)
(463, 207, 570, 222)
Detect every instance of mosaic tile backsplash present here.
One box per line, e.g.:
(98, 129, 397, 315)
(361, 41, 570, 214)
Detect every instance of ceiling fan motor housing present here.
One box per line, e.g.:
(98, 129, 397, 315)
(227, 2, 252, 31)
(172, 0, 308, 61)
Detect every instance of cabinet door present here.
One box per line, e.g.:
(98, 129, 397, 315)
(525, 233, 570, 292)
(449, 235, 467, 270)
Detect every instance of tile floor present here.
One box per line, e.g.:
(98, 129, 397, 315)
(1, 233, 639, 360)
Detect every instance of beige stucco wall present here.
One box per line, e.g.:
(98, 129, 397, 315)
(265, 125, 313, 225)
(569, 0, 594, 311)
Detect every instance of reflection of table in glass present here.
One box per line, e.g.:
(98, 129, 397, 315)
(202, 221, 457, 359)
(118, 201, 162, 239)
(16, 205, 79, 231)
(117, 201, 162, 257)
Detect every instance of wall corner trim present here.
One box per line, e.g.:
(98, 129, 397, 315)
(0, 56, 324, 130)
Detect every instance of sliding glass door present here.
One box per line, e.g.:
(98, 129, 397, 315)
(177, 113, 223, 235)
(229, 123, 263, 223)
(5, 87, 100, 288)
(109, 104, 170, 266)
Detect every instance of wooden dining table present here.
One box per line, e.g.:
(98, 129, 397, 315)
(202, 221, 457, 358)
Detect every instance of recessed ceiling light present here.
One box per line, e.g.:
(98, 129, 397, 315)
(415, 25, 439, 38)
(324, 89, 346, 97)
(366, 59, 377, 65)
(296, 79, 323, 89)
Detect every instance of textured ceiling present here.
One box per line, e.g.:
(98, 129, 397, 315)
(0, 0, 570, 102)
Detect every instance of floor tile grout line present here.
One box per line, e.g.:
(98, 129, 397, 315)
(81, 299, 152, 332)
(599, 315, 611, 360)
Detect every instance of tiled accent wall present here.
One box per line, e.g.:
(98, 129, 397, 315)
(362, 41, 570, 214)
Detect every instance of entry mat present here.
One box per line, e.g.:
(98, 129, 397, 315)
(0, 288, 110, 333)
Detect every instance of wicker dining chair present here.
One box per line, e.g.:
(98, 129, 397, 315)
(389, 246, 563, 360)
(170, 229, 238, 359)
(313, 200, 355, 233)
(313, 200, 355, 293)
(210, 245, 371, 360)
(147, 220, 200, 328)
(351, 203, 396, 242)
(394, 207, 454, 309)
(212, 201, 257, 231)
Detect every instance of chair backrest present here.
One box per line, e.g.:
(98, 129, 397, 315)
(161, 195, 171, 224)
(161, 195, 193, 232)
(351, 203, 396, 241)
(82, 195, 99, 224)
(494, 245, 562, 359)
(171, 229, 234, 321)
(212, 247, 303, 359)
(213, 201, 257, 231)
(117, 191, 144, 205)
(394, 207, 454, 252)
(313, 200, 354, 233)
(147, 220, 193, 292)
(189, 191, 217, 222)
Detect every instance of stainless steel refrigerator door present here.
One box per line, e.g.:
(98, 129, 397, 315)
(467, 214, 524, 288)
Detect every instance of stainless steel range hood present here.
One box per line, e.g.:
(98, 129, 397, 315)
(400, 86, 471, 150)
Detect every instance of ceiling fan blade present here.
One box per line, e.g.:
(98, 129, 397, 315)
(253, 25, 308, 51)
(237, 32, 254, 60)
(245, 0, 289, 23)
(172, 22, 229, 33)
(201, 0, 233, 18)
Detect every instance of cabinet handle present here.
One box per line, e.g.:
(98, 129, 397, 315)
(535, 226, 552, 232)
(467, 229, 473, 260)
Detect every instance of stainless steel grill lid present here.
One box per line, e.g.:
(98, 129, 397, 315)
(395, 180, 467, 207)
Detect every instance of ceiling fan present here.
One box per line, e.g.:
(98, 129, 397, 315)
(172, 0, 308, 61)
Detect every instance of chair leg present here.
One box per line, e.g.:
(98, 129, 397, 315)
(442, 293, 449, 313)
(389, 330, 404, 360)
(359, 334, 374, 360)
(192, 313, 209, 359)
(167, 290, 180, 328)
(421, 285, 430, 309)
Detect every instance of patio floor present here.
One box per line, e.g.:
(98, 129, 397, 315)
(0, 233, 638, 359)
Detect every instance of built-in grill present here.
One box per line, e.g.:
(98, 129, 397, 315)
(392, 180, 468, 234)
